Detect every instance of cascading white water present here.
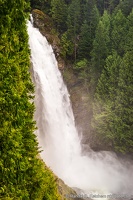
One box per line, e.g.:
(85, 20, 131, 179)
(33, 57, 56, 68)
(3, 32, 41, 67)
(27, 20, 133, 198)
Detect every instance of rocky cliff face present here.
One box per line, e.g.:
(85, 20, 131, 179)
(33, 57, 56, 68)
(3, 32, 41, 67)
(32, 9, 65, 70)
(62, 68, 94, 151)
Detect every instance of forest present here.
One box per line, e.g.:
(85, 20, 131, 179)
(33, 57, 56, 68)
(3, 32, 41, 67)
(0, 1, 61, 199)
(30, 0, 133, 154)
(0, 0, 133, 199)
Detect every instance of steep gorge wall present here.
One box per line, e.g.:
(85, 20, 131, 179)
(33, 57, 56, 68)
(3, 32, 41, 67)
(62, 68, 93, 149)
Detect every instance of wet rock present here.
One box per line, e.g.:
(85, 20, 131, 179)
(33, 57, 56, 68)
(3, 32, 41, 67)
(56, 178, 87, 200)
(62, 68, 95, 150)
(31, 9, 65, 70)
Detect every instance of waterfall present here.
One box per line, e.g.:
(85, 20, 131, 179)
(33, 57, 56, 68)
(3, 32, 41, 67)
(27, 20, 133, 198)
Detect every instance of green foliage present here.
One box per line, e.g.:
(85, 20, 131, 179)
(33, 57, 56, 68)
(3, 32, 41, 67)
(30, 0, 51, 14)
(96, 0, 119, 14)
(30, 0, 133, 154)
(78, 5, 100, 60)
(125, 9, 133, 52)
(74, 59, 88, 71)
(91, 10, 111, 85)
(50, 0, 67, 32)
(111, 9, 128, 56)
(116, 0, 133, 16)
(114, 51, 133, 153)
(67, 0, 81, 37)
(66, 0, 81, 60)
(0, 1, 61, 199)
(73, 59, 89, 86)
(60, 32, 74, 59)
(91, 7, 133, 153)
(78, 21, 90, 59)
(92, 52, 133, 153)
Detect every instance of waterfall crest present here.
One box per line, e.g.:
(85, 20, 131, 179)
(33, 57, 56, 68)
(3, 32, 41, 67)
(27, 20, 133, 197)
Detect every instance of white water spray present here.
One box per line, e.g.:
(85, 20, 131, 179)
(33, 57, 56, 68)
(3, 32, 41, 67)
(27, 20, 133, 198)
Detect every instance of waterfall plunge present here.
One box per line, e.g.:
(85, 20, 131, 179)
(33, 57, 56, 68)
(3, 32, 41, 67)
(27, 21, 133, 197)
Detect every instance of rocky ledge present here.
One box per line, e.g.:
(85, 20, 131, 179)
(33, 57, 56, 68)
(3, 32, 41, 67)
(31, 9, 65, 70)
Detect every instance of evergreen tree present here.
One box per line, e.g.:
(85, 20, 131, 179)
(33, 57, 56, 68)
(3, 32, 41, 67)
(125, 9, 133, 52)
(92, 51, 133, 153)
(111, 9, 128, 56)
(108, 0, 120, 13)
(92, 53, 122, 150)
(60, 31, 74, 59)
(0, 1, 61, 199)
(50, 0, 67, 32)
(116, 0, 133, 16)
(78, 5, 100, 60)
(30, 0, 51, 14)
(83, 0, 96, 22)
(91, 10, 111, 78)
(78, 20, 90, 59)
(67, 0, 81, 60)
(114, 51, 133, 153)
(96, 0, 120, 14)
(96, 0, 105, 14)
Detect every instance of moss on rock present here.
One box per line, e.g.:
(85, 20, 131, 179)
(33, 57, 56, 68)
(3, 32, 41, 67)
(31, 9, 65, 69)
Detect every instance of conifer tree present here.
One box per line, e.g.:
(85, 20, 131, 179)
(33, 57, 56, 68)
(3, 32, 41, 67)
(0, 1, 61, 199)
(116, 0, 133, 16)
(78, 20, 90, 59)
(114, 52, 133, 153)
(67, 0, 81, 60)
(30, 0, 51, 13)
(92, 51, 133, 153)
(96, 0, 119, 14)
(78, 5, 100, 60)
(51, 0, 67, 32)
(125, 8, 133, 52)
(92, 52, 122, 150)
(91, 10, 111, 79)
(111, 9, 128, 56)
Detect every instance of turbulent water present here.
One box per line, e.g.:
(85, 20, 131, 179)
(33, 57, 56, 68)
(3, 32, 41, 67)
(27, 20, 133, 199)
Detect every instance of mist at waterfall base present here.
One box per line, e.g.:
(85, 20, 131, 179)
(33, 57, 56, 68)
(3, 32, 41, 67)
(27, 20, 133, 198)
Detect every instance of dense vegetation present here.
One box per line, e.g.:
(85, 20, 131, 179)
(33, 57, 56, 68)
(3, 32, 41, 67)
(1, 0, 132, 197)
(30, 0, 133, 154)
(0, 1, 61, 199)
